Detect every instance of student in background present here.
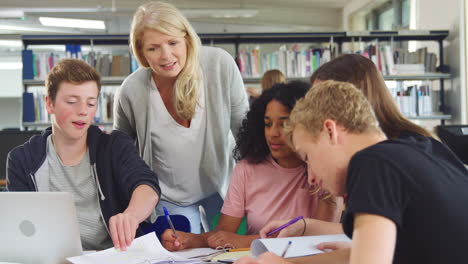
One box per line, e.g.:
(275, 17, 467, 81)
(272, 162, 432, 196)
(113, 1, 249, 233)
(237, 80, 468, 264)
(310, 53, 431, 138)
(247, 69, 286, 100)
(161, 81, 342, 250)
(7, 59, 161, 251)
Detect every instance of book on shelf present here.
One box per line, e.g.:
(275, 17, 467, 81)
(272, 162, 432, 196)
(390, 82, 433, 117)
(110, 55, 131, 77)
(236, 41, 441, 80)
(393, 47, 437, 73)
(99, 54, 111, 77)
(22, 50, 34, 80)
(22, 92, 36, 122)
(237, 44, 332, 78)
(94, 89, 115, 123)
(22, 44, 135, 80)
(348, 43, 439, 76)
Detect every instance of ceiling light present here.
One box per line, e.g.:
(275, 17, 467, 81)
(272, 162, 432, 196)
(0, 40, 22, 47)
(182, 9, 258, 19)
(0, 9, 24, 19)
(39, 17, 105, 30)
(0, 25, 50, 32)
(0, 62, 22, 70)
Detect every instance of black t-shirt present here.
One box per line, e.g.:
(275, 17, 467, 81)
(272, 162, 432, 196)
(342, 134, 468, 264)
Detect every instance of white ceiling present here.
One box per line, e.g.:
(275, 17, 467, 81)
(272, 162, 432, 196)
(0, 0, 349, 34)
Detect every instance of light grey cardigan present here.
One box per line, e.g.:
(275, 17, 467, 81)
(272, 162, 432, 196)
(113, 46, 249, 205)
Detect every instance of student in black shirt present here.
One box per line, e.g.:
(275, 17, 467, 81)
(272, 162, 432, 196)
(235, 80, 468, 264)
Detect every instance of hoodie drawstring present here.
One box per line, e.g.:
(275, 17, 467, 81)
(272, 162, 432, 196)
(92, 164, 106, 201)
(30, 173, 38, 191)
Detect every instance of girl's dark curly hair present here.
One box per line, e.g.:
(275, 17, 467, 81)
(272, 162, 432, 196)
(234, 80, 311, 163)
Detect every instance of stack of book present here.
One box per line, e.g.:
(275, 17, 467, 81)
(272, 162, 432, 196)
(391, 83, 433, 117)
(352, 44, 438, 75)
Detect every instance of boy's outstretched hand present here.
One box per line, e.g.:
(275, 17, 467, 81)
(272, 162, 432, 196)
(109, 212, 139, 251)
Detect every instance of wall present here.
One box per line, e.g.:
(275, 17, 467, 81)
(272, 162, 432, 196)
(0, 52, 22, 129)
(465, 0, 468, 121)
(416, 0, 465, 124)
(0, 97, 22, 130)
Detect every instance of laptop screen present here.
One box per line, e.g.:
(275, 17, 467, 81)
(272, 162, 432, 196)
(0, 192, 83, 264)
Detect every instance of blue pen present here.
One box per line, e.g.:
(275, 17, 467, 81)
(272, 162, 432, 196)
(163, 207, 179, 239)
(281, 241, 292, 258)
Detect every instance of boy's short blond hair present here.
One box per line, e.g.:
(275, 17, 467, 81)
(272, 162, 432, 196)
(46, 59, 101, 102)
(286, 80, 382, 143)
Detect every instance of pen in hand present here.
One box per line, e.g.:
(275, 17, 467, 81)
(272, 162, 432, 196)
(163, 206, 179, 239)
(266, 216, 304, 237)
(281, 241, 292, 258)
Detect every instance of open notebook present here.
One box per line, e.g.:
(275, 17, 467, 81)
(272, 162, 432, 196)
(67, 232, 208, 264)
(251, 234, 351, 258)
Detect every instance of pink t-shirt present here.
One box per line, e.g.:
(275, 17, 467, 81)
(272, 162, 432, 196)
(221, 156, 319, 235)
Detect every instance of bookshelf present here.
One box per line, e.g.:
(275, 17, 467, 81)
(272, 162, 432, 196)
(20, 30, 452, 127)
(23, 76, 126, 86)
(244, 73, 451, 84)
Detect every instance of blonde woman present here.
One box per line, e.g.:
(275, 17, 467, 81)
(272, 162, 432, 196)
(113, 1, 249, 233)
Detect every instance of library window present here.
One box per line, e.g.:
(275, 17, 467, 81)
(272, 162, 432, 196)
(365, 0, 411, 30)
(378, 7, 394, 30)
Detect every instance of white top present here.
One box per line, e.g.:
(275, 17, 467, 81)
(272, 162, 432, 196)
(149, 78, 214, 203)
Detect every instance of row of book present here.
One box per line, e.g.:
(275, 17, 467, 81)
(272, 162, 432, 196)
(22, 86, 115, 124)
(236, 43, 439, 78)
(387, 82, 433, 117)
(237, 45, 332, 78)
(22, 43, 439, 81)
(22, 47, 138, 80)
(359, 44, 437, 75)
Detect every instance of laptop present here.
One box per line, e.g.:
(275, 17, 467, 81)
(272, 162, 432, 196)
(0, 192, 83, 264)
